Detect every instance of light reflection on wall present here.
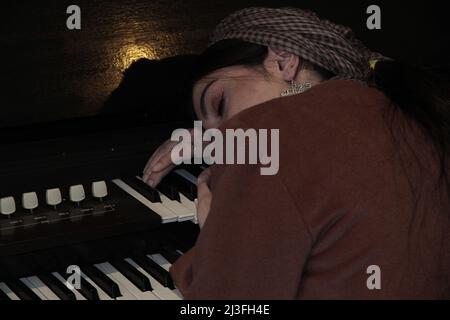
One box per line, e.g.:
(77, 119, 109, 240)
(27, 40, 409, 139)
(116, 43, 159, 71)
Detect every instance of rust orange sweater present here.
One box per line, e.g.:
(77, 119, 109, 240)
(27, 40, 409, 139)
(170, 80, 450, 299)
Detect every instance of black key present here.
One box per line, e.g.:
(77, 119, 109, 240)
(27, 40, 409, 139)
(167, 172, 197, 201)
(111, 259, 152, 292)
(133, 255, 175, 289)
(182, 165, 204, 178)
(4, 280, 41, 300)
(0, 286, 11, 300)
(39, 274, 76, 301)
(160, 249, 183, 264)
(83, 265, 121, 299)
(122, 177, 161, 203)
(77, 277, 100, 300)
(157, 176, 180, 201)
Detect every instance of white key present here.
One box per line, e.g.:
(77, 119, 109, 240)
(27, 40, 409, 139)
(174, 169, 197, 185)
(158, 192, 195, 222)
(0, 197, 16, 216)
(0, 282, 21, 300)
(46, 188, 62, 207)
(92, 181, 108, 199)
(22, 192, 38, 210)
(20, 278, 47, 300)
(112, 179, 178, 223)
(173, 288, 183, 299)
(124, 258, 181, 300)
(95, 262, 158, 300)
(179, 193, 197, 213)
(69, 185, 85, 203)
(52, 272, 86, 300)
(25, 276, 60, 300)
(80, 271, 113, 300)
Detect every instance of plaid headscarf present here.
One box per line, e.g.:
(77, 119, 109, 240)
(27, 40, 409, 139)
(209, 7, 388, 81)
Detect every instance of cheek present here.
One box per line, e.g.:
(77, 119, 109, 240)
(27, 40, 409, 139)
(225, 82, 269, 118)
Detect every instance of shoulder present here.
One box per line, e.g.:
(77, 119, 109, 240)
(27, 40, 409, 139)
(222, 79, 389, 132)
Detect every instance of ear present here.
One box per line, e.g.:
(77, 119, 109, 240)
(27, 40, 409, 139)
(263, 47, 300, 81)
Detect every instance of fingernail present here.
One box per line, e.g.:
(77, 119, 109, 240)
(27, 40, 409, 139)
(147, 179, 155, 188)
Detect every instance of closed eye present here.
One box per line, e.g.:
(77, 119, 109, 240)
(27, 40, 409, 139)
(217, 93, 225, 117)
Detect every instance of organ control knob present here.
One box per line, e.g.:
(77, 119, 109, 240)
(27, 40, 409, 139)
(0, 197, 16, 217)
(46, 188, 63, 209)
(92, 181, 108, 200)
(69, 185, 85, 205)
(22, 192, 39, 213)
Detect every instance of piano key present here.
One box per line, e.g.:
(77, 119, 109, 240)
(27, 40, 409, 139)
(39, 274, 77, 300)
(148, 254, 172, 272)
(20, 277, 48, 300)
(179, 193, 197, 213)
(78, 277, 100, 300)
(25, 276, 60, 300)
(0, 282, 20, 300)
(95, 262, 159, 300)
(112, 179, 178, 223)
(174, 168, 198, 185)
(132, 255, 175, 289)
(157, 177, 181, 201)
(122, 177, 161, 203)
(89, 265, 136, 300)
(52, 272, 87, 300)
(125, 258, 181, 300)
(80, 271, 113, 300)
(148, 254, 184, 299)
(179, 166, 203, 179)
(82, 265, 121, 299)
(110, 259, 152, 292)
(4, 279, 41, 300)
(158, 192, 195, 222)
(160, 249, 183, 264)
(167, 171, 197, 200)
(0, 285, 10, 300)
(173, 288, 183, 299)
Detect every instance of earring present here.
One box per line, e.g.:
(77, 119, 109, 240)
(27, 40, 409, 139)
(280, 81, 312, 97)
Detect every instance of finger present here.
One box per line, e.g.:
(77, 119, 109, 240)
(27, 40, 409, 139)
(197, 168, 212, 185)
(143, 140, 173, 173)
(143, 141, 177, 179)
(197, 181, 212, 228)
(144, 164, 175, 188)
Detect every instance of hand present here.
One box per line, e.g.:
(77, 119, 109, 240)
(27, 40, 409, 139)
(196, 168, 212, 228)
(142, 128, 195, 187)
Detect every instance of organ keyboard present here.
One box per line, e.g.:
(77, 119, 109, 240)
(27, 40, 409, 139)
(0, 114, 201, 300)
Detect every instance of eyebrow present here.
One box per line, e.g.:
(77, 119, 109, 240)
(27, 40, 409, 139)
(200, 79, 218, 118)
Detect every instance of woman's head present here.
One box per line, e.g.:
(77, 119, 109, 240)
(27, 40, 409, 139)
(190, 7, 383, 128)
(191, 39, 334, 128)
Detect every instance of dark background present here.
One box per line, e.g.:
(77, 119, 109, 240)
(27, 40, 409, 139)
(1, 0, 449, 128)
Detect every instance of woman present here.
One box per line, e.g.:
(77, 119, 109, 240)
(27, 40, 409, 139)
(143, 7, 450, 299)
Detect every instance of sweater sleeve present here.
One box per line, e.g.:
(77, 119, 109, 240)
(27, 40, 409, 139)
(169, 163, 313, 299)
